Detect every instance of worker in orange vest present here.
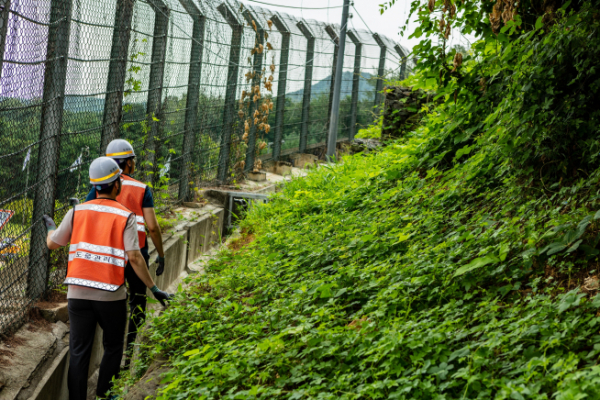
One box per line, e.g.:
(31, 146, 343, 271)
(44, 157, 173, 400)
(85, 139, 165, 362)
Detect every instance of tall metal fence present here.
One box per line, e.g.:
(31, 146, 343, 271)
(0, 0, 411, 335)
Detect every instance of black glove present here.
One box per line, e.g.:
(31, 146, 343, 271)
(155, 255, 165, 276)
(69, 198, 80, 206)
(151, 285, 173, 307)
(42, 214, 57, 232)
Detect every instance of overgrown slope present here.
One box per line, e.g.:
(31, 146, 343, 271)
(115, 3, 600, 399)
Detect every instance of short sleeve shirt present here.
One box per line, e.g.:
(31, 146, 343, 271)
(51, 204, 140, 301)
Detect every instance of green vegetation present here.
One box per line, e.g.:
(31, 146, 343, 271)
(114, 1, 600, 398)
(356, 116, 383, 139)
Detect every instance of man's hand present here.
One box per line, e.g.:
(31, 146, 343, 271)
(155, 255, 165, 276)
(69, 198, 80, 206)
(150, 285, 173, 307)
(42, 215, 57, 232)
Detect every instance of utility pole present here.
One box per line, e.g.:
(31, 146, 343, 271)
(326, 0, 351, 161)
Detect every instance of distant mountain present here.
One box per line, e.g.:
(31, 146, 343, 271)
(63, 96, 105, 114)
(288, 71, 376, 102)
(4, 73, 376, 115)
(0, 96, 106, 113)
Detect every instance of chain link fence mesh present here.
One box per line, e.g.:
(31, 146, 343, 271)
(0, 0, 413, 336)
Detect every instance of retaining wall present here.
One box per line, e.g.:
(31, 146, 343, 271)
(382, 86, 433, 139)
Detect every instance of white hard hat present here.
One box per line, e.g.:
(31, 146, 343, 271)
(106, 139, 135, 159)
(89, 157, 122, 186)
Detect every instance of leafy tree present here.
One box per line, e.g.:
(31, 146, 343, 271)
(381, 0, 600, 181)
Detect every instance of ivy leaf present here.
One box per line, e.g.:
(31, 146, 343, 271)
(499, 243, 510, 261)
(592, 294, 600, 308)
(183, 348, 200, 357)
(317, 284, 333, 298)
(566, 239, 582, 253)
(395, 233, 411, 244)
(579, 244, 599, 259)
(560, 0, 572, 10)
(454, 255, 500, 277)
(546, 242, 567, 256)
(535, 16, 544, 30)
(558, 291, 585, 313)
(427, 362, 454, 380)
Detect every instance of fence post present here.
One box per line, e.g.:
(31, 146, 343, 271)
(347, 30, 362, 141)
(27, 0, 72, 299)
(373, 33, 387, 109)
(325, 25, 339, 142)
(270, 14, 290, 161)
(216, 3, 242, 183)
(143, 0, 169, 186)
(296, 20, 314, 154)
(242, 8, 264, 172)
(100, 0, 135, 152)
(394, 44, 408, 80)
(177, 0, 205, 201)
(0, 0, 10, 79)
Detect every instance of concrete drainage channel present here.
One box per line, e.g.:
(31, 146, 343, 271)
(0, 163, 308, 400)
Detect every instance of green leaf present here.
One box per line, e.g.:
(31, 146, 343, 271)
(396, 233, 411, 243)
(546, 243, 567, 256)
(558, 291, 585, 313)
(535, 16, 544, 30)
(566, 239, 582, 253)
(499, 243, 510, 262)
(317, 284, 333, 298)
(183, 348, 200, 357)
(454, 255, 500, 277)
(560, 0, 571, 10)
(499, 284, 513, 297)
(361, 234, 375, 242)
(592, 294, 600, 308)
(580, 244, 599, 259)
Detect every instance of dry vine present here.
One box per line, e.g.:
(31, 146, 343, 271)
(236, 10, 277, 173)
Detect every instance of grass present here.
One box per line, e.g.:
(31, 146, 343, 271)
(114, 133, 600, 399)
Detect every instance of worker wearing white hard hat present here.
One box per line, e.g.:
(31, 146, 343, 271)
(85, 139, 166, 366)
(43, 157, 173, 400)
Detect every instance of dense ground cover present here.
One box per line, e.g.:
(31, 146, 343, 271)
(114, 1, 600, 399)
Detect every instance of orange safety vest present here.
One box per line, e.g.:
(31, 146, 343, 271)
(64, 199, 133, 291)
(117, 174, 147, 246)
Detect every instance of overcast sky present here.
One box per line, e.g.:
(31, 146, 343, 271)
(239, 0, 475, 53)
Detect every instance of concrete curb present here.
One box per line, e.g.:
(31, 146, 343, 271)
(27, 346, 69, 400)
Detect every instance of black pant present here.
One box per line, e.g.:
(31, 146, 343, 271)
(68, 298, 127, 400)
(125, 246, 150, 352)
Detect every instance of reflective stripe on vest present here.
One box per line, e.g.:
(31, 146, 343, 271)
(76, 203, 131, 219)
(69, 242, 126, 258)
(65, 199, 131, 292)
(68, 250, 125, 268)
(117, 175, 147, 246)
(122, 180, 147, 189)
(64, 277, 121, 292)
(135, 215, 145, 232)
